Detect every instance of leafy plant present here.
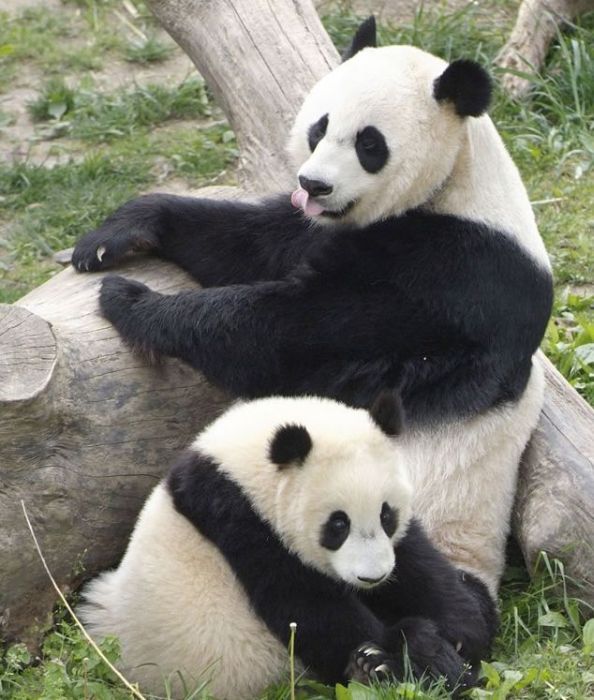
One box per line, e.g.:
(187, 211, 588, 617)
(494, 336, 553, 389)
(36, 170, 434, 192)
(543, 291, 594, 403)
(125, 36, 173, 64)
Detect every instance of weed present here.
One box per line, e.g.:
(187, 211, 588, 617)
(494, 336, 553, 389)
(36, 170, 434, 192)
(125, 36, 173, 64)
(28, 78, 77, 122)
(27, 77, 211, 140)
(544, 291, 594, 403)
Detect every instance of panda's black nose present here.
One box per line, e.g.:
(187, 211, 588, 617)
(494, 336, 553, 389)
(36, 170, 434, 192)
(299, 176, 333, 197)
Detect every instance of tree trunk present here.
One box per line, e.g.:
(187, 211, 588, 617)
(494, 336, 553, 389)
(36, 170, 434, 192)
(495, 0, 593, 98)
(1, 0, 593, 644)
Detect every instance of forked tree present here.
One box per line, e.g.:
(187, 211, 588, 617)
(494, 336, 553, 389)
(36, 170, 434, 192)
(1, 0, 593, 644)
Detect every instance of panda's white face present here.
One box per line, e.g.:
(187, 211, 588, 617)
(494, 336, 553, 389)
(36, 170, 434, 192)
(194, 395, 412, 590)
(284, 451, 412, 588)
(287, 45, 467, 228)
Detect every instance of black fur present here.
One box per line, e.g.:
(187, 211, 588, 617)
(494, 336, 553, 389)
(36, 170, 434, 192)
(308, 113, 329, 152)
(370, 391, 403, 436)
(380, 502, 398, 537)
(433, 59, 492, 117)
(73, 193, 553, 424)
(355, 125, 389, 173)
(320, 511, 351, 551)
(167, 451, 497, 691)
(269, 424, 312, 467)
(342, 16, 377, 62)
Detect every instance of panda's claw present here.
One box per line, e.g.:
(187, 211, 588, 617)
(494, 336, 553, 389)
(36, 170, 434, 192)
(362, 644, 381, 656)
(373, 663, 392, 676)
(97, 245, 106, 262)
(346, 641, 397, 685)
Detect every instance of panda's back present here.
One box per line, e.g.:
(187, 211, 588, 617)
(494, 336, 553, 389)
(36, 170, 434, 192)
(79, 483, 287, 700)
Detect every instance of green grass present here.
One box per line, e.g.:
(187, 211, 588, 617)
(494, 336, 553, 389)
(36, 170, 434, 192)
(125, 36, 173, 64)
(1, 559, 592, 699)
(0, 7, 120, 90)
(27, 76, 213, 140)
(0, 120, 237, 303)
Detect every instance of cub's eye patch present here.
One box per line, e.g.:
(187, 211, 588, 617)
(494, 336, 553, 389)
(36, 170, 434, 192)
(320, 510, 350, 550)
(308, 113, 329, 152)
(355, 126, 389, 173)
(380, 502, 398, 537)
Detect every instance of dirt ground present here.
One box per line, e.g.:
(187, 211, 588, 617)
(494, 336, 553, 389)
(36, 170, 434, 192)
(0, 0, 513, 166)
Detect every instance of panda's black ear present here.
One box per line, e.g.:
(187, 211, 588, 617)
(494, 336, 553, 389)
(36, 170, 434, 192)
(269, 424, 313, 469)
(433, 59, 492, 117)
(342, 16, 376, 62)
(369, 391, 404, 437)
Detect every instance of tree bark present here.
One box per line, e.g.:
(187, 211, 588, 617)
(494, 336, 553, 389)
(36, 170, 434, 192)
(1, 0, 593, 644)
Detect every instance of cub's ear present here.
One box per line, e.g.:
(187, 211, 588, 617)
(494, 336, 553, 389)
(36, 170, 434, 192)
(369, 391, 404, 437)
(433, 59, 492, 117)
(269, 424, 313, 468)
(342, 16, 376, 62)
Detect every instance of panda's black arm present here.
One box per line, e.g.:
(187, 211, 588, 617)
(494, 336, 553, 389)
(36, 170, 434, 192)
(97, 269, 527, 419)
(96, 272, 428, 401)
(72, 193, 319, 285)
(362, 519, 498, 666)
(167, 452, 387, 684)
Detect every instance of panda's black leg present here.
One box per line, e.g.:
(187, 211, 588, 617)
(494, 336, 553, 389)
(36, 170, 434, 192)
(347, 619, 474, 695)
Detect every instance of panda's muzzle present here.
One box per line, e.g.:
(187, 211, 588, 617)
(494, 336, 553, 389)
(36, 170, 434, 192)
(320, 199, 356, 219)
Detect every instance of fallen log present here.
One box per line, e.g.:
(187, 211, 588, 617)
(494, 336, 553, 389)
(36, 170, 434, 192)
(1, 0, 593, 644)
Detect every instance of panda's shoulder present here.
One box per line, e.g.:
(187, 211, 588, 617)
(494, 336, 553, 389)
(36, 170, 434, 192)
(306, 210, 535, 281)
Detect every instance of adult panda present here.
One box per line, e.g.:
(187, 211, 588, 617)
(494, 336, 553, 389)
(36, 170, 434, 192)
(79, 394, 496, 699)
(72, 20, 552, 603)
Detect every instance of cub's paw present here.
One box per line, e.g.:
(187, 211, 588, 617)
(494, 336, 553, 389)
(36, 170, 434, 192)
(346, 642, 398, 685)
(390, 618, 475, 695)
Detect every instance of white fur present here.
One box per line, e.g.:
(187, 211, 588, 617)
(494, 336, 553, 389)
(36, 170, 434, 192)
(404, 360, 545, 596)
(79, 483, 289, 700)
(287, 45, 550, 268)
(80, 396, 412, 699)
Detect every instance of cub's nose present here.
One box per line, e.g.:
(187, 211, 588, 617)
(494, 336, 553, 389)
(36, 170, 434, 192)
(298, 176, 333, 197)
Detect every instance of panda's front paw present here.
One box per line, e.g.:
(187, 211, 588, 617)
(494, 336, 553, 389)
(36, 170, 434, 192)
(388, 618, 475, 696)
(72, 226, 134, 272)
(99, 275, 152, 338)
(346, 642, 398, 685)
(72, 202, 159, 272)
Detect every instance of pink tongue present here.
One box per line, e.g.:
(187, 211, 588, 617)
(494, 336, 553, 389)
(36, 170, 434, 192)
(291, 188, 325, 217)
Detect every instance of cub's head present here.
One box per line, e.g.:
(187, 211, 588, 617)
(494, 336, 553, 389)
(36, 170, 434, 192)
(196, 393, 412, 589)
(287, 17, 492, 228)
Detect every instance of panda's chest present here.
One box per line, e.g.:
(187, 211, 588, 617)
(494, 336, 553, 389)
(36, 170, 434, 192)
(304, 232, 399, 288)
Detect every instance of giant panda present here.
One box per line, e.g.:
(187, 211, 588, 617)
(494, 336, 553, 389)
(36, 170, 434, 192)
(72, 20, 553, 605)
(78, 394, 496, 699)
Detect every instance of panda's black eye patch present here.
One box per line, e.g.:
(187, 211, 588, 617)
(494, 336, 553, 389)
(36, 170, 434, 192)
(320, 510, 350, 550)
(380, 502, 398, 537)
(308, 113, 329, 152)
(355, 126, 389, 174)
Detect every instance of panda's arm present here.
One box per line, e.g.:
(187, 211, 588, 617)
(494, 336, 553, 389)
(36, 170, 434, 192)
(363, 519, 498, 666)
(72, 194, 318, 285)
(96, 273, 418, 401)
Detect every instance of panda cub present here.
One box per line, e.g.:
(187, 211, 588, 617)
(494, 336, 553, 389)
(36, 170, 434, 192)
(79, 394, 496, 699)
